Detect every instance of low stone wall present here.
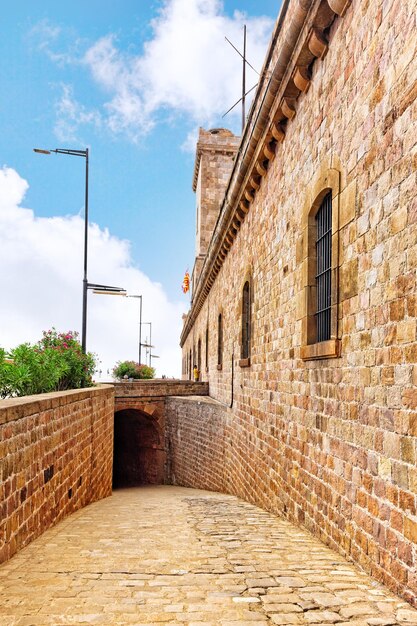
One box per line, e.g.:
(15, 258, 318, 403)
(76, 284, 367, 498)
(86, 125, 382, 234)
(114, 380, 209, 400)
(0, 385, 114, 564)
(166, 395, 417, 607)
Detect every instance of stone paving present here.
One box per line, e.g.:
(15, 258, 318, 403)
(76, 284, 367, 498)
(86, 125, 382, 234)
(0, 486, 416, 626)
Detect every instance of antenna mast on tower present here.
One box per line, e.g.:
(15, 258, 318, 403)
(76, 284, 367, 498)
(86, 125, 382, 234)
(223, 25, 259, 133)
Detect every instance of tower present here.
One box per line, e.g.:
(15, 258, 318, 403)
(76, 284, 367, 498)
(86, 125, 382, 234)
(192, 128, 240, 294)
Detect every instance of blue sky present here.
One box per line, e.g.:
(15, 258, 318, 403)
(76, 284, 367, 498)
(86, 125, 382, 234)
(0, 0, 280, 376)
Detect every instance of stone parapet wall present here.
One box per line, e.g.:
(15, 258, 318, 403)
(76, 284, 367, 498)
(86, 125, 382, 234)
(113, 380, 209, 399)
(0, 386, 114, 564)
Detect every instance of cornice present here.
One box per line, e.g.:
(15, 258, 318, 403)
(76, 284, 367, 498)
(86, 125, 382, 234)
(181, 0, 352, 347)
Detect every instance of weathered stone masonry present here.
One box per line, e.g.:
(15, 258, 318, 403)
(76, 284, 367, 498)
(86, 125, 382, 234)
(0, 386, 114, 564)
(178, 0, 417, 607)
(114, 380, 209, 485)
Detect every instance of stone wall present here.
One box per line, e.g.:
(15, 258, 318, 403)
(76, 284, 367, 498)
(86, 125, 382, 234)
(179, 0, 417, 607)
(166, 396, 226, 491)
(0, 386, 114, 564)
(114, 380, 208, 401)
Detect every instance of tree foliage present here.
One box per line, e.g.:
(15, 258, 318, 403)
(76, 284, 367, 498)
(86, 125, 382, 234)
(0, 329, 96, 399)
(113, 360, 155, 381)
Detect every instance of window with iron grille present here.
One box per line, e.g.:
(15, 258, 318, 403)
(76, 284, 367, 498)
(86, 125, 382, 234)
(315, 192, 332, 342)
(217, 313, 223, 367)
(242, 281, 251, 359)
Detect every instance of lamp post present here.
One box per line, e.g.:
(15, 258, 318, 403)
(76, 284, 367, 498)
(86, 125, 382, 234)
(34, 147, 90, 352)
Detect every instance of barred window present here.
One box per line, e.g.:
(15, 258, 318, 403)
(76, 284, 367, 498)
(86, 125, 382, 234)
(315, 193, 332, 342)
(217, 313, 223, 367)
(242, 281, 251, 359)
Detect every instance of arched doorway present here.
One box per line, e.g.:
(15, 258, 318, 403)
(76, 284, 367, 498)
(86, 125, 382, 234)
(113, 409, 165, 488)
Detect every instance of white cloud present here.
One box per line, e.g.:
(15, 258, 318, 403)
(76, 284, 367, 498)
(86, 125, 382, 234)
(181, 126, 200, 153)
(54, 0, 274, 141)
(54, 84, 102, 143)
(0, 166, 183, 379)
(29, 18, 81, 66)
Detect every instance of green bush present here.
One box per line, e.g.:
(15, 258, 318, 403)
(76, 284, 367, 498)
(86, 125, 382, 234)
(0, 329, 96, 399)
(113, 360, 155, 381)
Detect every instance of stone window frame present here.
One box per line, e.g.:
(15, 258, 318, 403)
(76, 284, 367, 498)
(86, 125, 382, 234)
(217, 311, 223, 370)
(239, 271, 253, 367)
(300, 166, 343, 360)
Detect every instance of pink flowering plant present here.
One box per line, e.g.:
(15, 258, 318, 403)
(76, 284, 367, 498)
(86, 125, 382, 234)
(0, 329, 96, 398)
(113, 360, 155, 381)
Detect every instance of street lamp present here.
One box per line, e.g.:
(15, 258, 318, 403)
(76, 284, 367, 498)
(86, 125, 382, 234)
(34, 147, 90, 352)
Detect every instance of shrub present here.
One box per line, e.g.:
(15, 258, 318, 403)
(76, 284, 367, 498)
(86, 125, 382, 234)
(38, 329, 96, 390)
(0, 329, 97, 399)
(113, 360, 155, 380)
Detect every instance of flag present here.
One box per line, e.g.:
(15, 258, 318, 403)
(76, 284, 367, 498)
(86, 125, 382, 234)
(182, 271, 190, 294)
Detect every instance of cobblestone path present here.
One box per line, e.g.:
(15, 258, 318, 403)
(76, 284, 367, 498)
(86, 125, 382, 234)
(0, 486, 416, 626)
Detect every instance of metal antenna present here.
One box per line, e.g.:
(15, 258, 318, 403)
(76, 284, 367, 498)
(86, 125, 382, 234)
(223, 25, 259, 133)
(242, 24, 246, 132)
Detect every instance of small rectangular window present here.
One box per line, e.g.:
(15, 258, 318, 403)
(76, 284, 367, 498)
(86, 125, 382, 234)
(218, 314, 223, 367)
(242, 281, 251, 359)
(205, 327, 209, 370)
(197, 338, 201, 372)
(315, 193, 332, 342)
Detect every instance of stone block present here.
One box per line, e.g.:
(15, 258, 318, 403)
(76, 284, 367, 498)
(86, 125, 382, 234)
(339, 180, 357, 228)
(339, 258, 358, 301)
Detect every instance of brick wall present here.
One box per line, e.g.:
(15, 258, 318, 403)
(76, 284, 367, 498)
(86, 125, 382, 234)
(166, 396, 226, 491)
(178, 0, 417, 607)
(114, 380, 209, 400)
(0, 385, 114, 564)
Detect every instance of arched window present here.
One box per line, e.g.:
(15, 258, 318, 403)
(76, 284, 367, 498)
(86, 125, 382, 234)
(315, 192, 332, 342)
(241, 281, 251, 359)
(217, 313, 223, 369)
(300, 164, 346, 361)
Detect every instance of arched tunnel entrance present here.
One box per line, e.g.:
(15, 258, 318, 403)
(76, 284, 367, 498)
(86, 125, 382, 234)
(113, 409, 165, 488)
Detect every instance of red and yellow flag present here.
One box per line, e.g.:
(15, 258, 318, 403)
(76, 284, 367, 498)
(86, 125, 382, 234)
(182, 271, 190, 294)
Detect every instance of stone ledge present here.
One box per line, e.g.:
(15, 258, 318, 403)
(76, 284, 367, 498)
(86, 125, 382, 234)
(0, 385, 114, 426)
(300, 339, 341, 360)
